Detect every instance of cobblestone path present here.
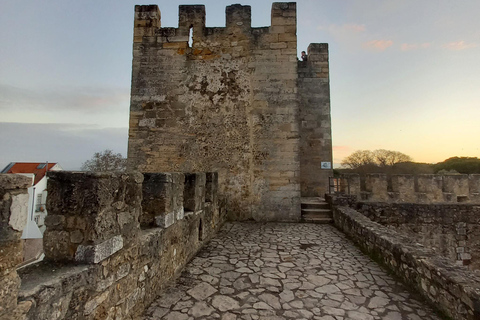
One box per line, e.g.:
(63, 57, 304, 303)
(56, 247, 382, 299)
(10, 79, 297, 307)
(144, 222, 443, 320)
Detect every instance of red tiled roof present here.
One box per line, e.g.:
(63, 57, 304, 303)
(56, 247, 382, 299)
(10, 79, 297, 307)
(3, 163, 58, 185)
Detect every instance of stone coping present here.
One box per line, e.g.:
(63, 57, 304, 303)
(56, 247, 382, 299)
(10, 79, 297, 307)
(18, 262, 91, 299)
(332, 205, 480, 320)
(17, 228, 163, 299)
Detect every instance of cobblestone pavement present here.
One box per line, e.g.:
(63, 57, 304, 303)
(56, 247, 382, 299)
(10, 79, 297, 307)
(144, 222, 443, 320)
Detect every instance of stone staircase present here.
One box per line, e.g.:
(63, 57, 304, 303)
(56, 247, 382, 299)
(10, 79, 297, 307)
(301, 197, 333, 224)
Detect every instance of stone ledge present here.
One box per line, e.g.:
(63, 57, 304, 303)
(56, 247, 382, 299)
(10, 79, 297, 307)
(333, 205, 480, 320)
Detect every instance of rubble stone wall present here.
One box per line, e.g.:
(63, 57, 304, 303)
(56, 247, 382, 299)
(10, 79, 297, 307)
(337, 174, 480, 203)
(127, 3, 333, 221)
(0, 174, 34, 320)
(0, 171, 223, 320)
(331, 204, 480, 320)
(355, 202, 480, 270)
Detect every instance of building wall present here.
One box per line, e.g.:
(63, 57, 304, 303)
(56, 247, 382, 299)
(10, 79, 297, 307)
(128, 3, 332, 221)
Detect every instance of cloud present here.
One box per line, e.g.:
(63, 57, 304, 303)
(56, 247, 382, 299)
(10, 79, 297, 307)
(317, 23, 366, 33)
(317, 23, 366, 44)
(362, 40, 393, 51)
(442, 41, 477, 51)
(400, 42, 432, 51)
(0, 84, 130, 113)
(0, 122, 128, 170)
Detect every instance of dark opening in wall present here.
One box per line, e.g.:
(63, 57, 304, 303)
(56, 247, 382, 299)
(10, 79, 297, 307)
(205, 173, 213, 203)
(387, 176, 393, 192)
(360, 175, 367, 192)
(198, 219, 203, 241)
(188, 25, 193, 48)
(184, 173, 196, 213)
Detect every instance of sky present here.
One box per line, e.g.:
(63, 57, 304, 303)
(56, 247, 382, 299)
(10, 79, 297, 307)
(1, 0, 479, 170)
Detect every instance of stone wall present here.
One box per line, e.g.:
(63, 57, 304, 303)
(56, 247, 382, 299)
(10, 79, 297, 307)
(0, 171, 223, 320)
(330, 202, 480, 320)
(0, 175, 34, 319)
(127, 3, 333, 221)
(336, 173, 480, 203)
(298, 43, 333, 197)
(355, 202, 480, 269)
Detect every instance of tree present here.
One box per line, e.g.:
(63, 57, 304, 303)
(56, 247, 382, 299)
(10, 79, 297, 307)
(81, 149, 126, 172)
(341, 149, 412, 171)
(373, 149, 412, 167)
(341, 150, 375, 169)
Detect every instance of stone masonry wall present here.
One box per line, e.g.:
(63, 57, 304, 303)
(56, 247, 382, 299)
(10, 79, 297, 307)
(0, 171, 224, 320)
(330, 201, 480, 320)
(355, 202, 480, 270)
(337, 173, 480, 203)
(0, 175, 34, 320)
(128, 3, 332, 221)
(298, 43, 333, 197)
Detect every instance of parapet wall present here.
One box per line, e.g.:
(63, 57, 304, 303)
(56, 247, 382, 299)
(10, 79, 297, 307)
(329, 198, 480, 320)
(356, 202, 480, 269)
(0, 175, 34, 319)
(336, 174, 480, 203)
(1, 171, 223, 320)
(128, 3, 333, 221)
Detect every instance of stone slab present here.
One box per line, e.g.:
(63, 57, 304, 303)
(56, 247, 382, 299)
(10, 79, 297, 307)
(75, 235, 124, 264)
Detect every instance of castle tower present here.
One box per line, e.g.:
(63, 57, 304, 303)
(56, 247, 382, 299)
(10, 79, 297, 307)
(128, 3, 333, 221)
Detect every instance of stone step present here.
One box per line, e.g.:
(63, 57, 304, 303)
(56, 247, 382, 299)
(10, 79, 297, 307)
(301, 212, 333, 224)
(301, 202, 330, 210)
(301, 197, 330, 210)
(300, 197, 325, 203)
(301, 208, 331, 215)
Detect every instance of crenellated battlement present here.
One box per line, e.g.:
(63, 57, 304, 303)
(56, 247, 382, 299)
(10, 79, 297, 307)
(335, 174, 480, 203)
(133, 3, 297, 49)
(226, 4, 251, 29)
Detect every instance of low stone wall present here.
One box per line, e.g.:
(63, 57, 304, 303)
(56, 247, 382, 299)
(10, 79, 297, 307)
(331, 201, 480, 320)
(0, 175, 34, 319)
(336, 174, 480, 203)
(1, 171, 223, 320)
(356, 202, 480, 269)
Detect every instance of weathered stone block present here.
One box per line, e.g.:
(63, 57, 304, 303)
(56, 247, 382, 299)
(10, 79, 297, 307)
(0, 272, 21, 317)
(443, 175, 469, 198)
(226, 4, 251, 28)
(7, 193, 29, 232)
(44, 171, 142, 262)
(391, 175, 416, 202)
(416, 175, 444, 202)
(156, 211, 175, 228)
(75, 235, 124, 264)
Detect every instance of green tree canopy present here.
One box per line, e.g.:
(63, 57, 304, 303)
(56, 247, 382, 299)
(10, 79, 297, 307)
(434, 157, 480, 174)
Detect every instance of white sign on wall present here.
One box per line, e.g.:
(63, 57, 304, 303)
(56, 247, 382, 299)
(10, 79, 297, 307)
(321, 162, 331, 169)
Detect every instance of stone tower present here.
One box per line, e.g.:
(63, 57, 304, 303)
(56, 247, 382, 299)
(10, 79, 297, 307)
(127, 3, 332, 221)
